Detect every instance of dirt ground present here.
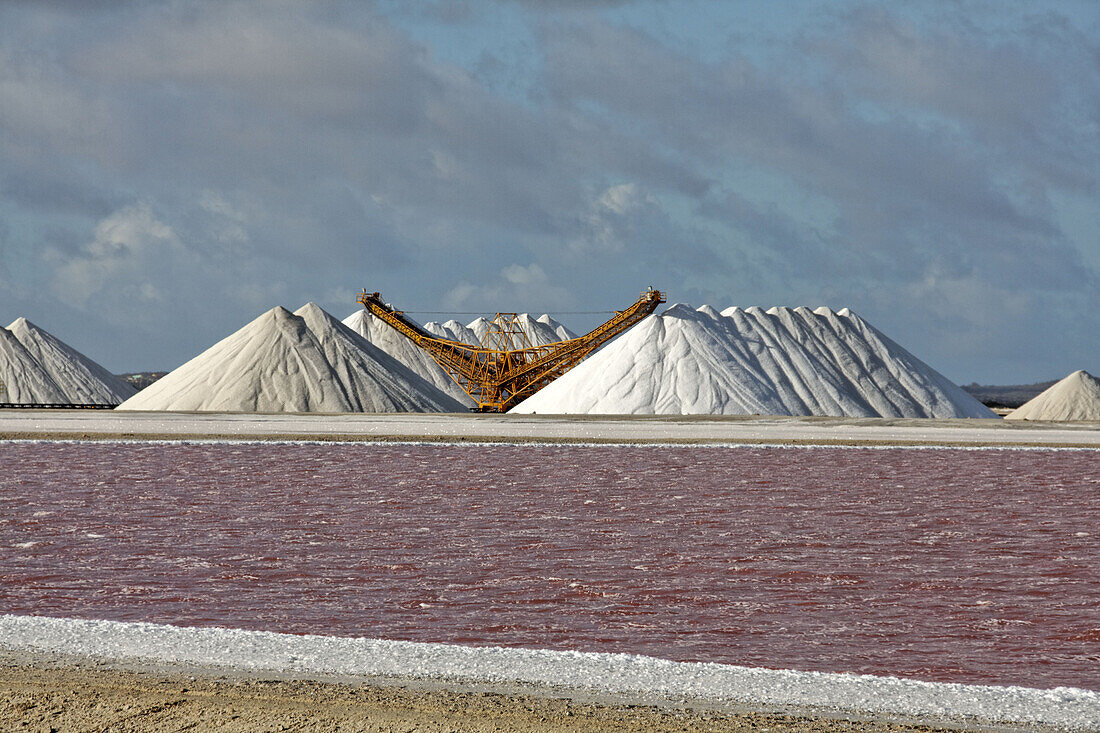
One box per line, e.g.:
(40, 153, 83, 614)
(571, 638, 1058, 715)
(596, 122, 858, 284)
(0, 657, 991, 733)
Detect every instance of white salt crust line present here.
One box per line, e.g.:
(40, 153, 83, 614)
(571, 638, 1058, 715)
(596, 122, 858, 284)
(2, 438, 1098, 453)
(0, 616, 1096, 729)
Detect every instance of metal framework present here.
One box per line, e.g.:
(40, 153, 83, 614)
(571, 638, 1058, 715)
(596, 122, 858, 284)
(358, 288, 665, 412)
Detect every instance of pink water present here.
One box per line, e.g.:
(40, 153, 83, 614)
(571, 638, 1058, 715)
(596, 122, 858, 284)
(1, 442, 1097, 690)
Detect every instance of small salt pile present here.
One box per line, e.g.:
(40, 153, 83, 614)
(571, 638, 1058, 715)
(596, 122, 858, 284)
(1004, 370, 1100, 421)
(465, 313, 576, 349)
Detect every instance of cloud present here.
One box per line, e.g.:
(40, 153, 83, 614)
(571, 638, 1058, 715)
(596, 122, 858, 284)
(444, 263, 571, 315)
(567, 182, 654, 254)
(811, 7, 1100, 190)
(821, 8, 1057, 122)
(0, 224, 13, 291)
(49, 203, 183, 306)
(540, 14, 1097, 293)
(0, 2, 1095, 381)
(197, 190, 250, 247)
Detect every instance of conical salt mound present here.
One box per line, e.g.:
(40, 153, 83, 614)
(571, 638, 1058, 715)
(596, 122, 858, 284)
(1004, 370, 1100, 421)
(118, 304, 464, 413)
(538, 314, 578, 343)
(467, 313, 574, 349)
(342, 310, 475, 407)
(0, 326, 68, 403)
(6, 317, 136, 404)
(423, 319, 481, 346)
(292, 302, 464, 411)
(511, 304, 995, 418)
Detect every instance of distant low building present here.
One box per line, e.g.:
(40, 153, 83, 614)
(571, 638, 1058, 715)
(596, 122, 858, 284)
(118, 372, 170, 391)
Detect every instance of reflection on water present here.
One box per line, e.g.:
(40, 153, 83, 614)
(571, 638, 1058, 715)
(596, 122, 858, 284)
(1, 442, 1097, 689)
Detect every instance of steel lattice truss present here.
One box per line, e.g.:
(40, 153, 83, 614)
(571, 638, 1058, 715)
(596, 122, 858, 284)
(358, 289, 665, 412)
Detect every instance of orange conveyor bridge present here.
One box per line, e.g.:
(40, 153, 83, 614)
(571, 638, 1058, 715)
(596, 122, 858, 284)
(357, 288, 665, 412)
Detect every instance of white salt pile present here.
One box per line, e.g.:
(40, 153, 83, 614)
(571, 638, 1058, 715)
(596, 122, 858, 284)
(2, 615, 1096, 729)
(342, 310, 475, 407)
(1005, 370, 1100, 422)
(118, 303, 465, 413)
(6, 317, 136, 404)
(0, 326, 68, 403)
(0, 318, 135, 404)
(512, 304, 995, 418)
(342, 309, 577, 408)
(422, 318, 482, 346)
(466, 313, 577, 349)
(541, 314, 578, 343)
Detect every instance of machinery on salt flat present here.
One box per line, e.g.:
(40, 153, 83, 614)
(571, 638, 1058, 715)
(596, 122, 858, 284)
(358, 288, 665, 412)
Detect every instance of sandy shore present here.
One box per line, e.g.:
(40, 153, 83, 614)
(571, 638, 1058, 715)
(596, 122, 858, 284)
(0, 651, 1024, 733)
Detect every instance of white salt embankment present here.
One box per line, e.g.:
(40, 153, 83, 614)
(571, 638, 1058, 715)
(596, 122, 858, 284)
(118, 303, 464, 413)
(1005, 370, 1100, 422)
(512, 305, 994, 419)
(1, 616, 1096, 730)
(0, 318, 133, 404)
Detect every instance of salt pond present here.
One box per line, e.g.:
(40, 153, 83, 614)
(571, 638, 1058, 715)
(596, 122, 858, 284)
(2, 441, 1096, 691)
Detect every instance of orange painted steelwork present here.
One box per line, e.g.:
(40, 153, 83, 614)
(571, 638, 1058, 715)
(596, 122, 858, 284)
(357, 288, 665, 412)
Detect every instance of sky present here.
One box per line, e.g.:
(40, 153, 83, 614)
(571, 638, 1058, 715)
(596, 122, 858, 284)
(1, 0, 1097, 384)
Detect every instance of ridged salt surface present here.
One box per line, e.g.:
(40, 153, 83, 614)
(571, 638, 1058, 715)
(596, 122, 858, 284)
(513, 305, 995, 418)
(118, 303, 464, 413)
(1, 616, 1095, 729)
(465, 313, 577, 348)
(342, 310, 475, 406)
(6, 318, 135, 403)
(1006, 371, 1100, 422)
(342, 309, 577, 408)
(0, 327, 67, 403)
(0, 319, 133, 404)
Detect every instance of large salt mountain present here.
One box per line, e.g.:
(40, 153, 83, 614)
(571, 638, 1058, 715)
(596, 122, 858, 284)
(0, 318, 134, 404)
(512, 304, 995, 418)
(342, 309, 577, 407)
(6, 318, 136, 403)
(118, 304, 464, 413)
(1005, 370, 1100, 421)
(0, 326, 68, 403)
